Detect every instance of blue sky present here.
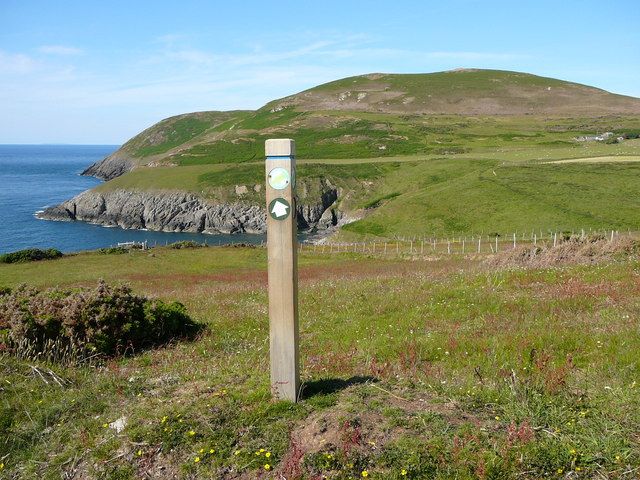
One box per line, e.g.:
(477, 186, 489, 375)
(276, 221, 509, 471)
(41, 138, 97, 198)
(1, 0, 638, 144)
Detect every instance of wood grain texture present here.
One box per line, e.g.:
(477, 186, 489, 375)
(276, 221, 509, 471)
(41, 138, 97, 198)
(265, 139, 299, 401)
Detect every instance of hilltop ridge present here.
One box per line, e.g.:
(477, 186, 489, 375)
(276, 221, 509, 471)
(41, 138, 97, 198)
(265, 69, 640, 116)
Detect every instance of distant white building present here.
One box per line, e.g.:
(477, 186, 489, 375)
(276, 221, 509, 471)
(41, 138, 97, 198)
(575, 132, 616, 142)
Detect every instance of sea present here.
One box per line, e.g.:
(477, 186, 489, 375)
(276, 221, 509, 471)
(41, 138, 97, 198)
(0, 145, 265, 254)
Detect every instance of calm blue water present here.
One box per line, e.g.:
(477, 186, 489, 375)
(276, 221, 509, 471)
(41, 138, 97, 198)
(0, 145, 265, 253)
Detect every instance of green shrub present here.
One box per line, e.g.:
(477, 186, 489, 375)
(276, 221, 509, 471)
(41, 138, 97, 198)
(169, 240, 206, 249)
(96, 246, 128, 255)
(0, 281, 200, 358)
(0, 248, 63, 264)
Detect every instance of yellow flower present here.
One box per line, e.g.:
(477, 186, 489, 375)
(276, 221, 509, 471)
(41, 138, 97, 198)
(264, 464, 271, 471)
(209, 449, 215, 454)
(199, 448, 205, 453)
(161, 416, 168, 423)
(401, 469, 407, 476)
(265, 452, 271, 458)
(194, 457, 200, 463)
(575, 467, 582, 472)
(0, 463, 4, 470)
(569, 448, 576, 455)
(188, 430, 196, 436)
(495, 416, 500, 420)
(361, 471, 369, 477)
(102, 423, 109, 428)
(136, 450, 142, 456)
(234, 450, 241, 456)
(557, 468, 563, 474)
(260, 448, 265, 453)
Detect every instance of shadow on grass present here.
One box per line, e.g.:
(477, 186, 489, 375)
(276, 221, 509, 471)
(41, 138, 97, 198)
(300, 375, 378, 400)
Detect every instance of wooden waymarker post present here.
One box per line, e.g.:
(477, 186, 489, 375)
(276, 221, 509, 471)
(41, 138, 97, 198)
(265, 139, 300, 402)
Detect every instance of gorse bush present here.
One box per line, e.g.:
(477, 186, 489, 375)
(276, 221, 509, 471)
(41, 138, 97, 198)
(0, 281, 200, 358)
(96, 246, 128, 255)
(0, 248, 63, 264)
(169, 240, 206, 249)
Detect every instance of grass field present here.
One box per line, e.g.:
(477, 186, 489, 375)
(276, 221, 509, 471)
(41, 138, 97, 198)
(1, 246, 639, 479)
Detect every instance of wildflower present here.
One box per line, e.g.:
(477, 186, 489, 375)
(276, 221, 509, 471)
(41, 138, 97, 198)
(260, 448, 265, 453)
(199, 448, 205, 453)
(557, 468, 563, 474)
(137, 450, 142, 456)
(569, 449, 576, 455)
(264, 464, 271, 471)
(209, 449, 215, 454)
(194, 457, 200, 463)
(495, 416, 501, 420)
(401, 469, 407, 476)
(615, 455, 621, 462)
(234, 450, 241, 456)
(188, 430, 196, 436)
(161, 416, 168, 423)
(576, 467, 582, 472)
(102, 423, 109, 428)
(0, 463, 4, 470)
(265, 452, 271, 458)
(361, 470, 369, 477)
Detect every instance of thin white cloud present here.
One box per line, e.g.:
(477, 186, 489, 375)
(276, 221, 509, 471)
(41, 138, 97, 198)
(38, 45, 84, 56)
(0, 50, 38, 74)
(425, 51, 530, 61)
(167, 49, 215, 66)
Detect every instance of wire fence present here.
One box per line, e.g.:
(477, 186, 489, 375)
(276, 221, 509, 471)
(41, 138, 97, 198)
(298, 229, 635, 256)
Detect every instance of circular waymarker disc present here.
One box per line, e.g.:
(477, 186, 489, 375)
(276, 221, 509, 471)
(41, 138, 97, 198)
(268, 198, 291, 220)
(268, 167, 291, 190)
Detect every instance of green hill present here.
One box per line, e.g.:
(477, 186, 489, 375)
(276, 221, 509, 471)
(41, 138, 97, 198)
(74, 69, 640, 237)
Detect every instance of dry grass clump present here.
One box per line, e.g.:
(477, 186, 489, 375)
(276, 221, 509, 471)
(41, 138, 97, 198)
(487, 235, 639, 268)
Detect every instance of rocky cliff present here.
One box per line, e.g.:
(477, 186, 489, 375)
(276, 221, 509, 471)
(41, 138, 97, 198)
(38, 188, 340, 234)
(82, 151, 136, 181)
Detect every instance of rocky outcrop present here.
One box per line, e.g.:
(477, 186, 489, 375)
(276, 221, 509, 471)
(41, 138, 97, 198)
(82, 151, 136, 181)
(37, 188, 340, 234)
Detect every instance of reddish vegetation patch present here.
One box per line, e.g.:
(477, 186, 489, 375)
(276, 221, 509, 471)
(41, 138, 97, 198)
(123, 259, 459, 295)
(553, 278, 627, 301)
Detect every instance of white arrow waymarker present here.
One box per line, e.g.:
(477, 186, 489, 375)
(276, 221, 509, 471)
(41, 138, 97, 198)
(270, 199, 290, 219)
(272, 201, 288, 217)
(265, 139, 299, 402)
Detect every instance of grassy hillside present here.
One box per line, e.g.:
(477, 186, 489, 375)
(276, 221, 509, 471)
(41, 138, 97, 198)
(1, 246, 639, 478)
(79, 69, 640, 237)
(266, 69, 640, 115)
